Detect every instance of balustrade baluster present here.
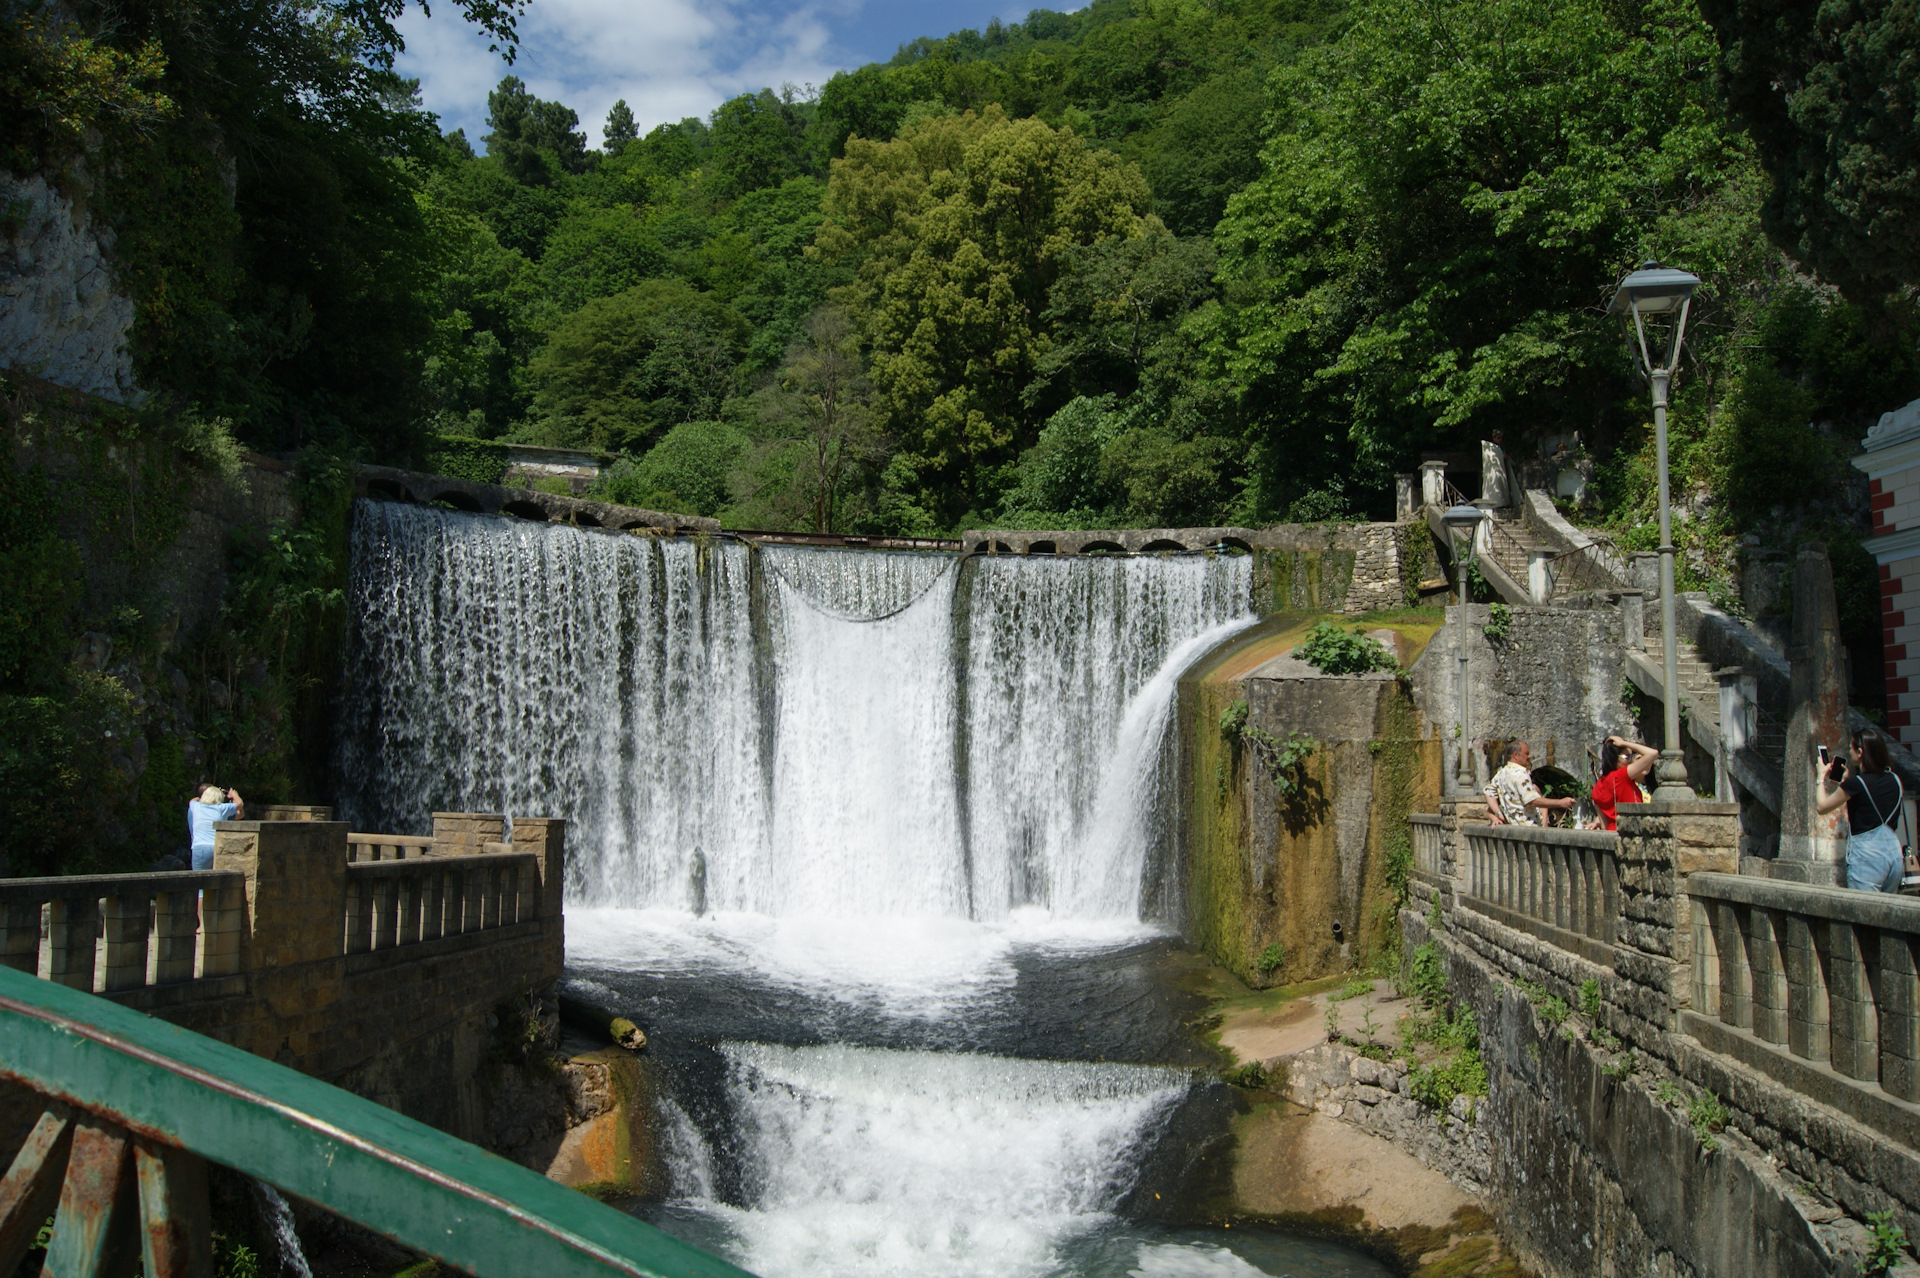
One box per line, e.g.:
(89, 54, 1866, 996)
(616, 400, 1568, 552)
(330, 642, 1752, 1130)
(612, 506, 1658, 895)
(1829, 921, 1880, 1082)
(1783, 914, 1832, 1062)
(372, 877, 399, 950)
(482, 865, 502, 930)
(200, 883, 243, 978)
(464, 867, 486, 935)
(1692, 897, 1720, 1018)
(345, 878, 372, 955)
(3, 899, 38, 973)
(1749, 908, 1790, 1044)
(397, 873, 421, 946)
(1552, 843, 1570, 930)
(45, 897, 99, 991)
(420, 869, 445, 942)
(152, 889, 198, 985)
(101, 893, 150, 993)
(1570, 847, 1590, 937)
(1877, 932, 1920, 1102)
(1597, 844, 1612, 944)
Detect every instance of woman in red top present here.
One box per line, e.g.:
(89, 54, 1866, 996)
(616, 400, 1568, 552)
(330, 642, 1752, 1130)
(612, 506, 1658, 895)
(1591, 735, 1658, 830)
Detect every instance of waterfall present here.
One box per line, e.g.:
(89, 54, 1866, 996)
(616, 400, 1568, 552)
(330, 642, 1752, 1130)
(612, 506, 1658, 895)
(338, 503, 1253, 922)
(691, 1043, 1192, 1278)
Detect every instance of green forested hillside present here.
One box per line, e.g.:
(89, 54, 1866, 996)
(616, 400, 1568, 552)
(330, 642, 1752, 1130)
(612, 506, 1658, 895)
(9, 0, 1920, 545)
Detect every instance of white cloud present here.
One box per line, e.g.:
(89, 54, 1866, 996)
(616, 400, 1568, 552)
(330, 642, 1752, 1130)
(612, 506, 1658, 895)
(396, 0, 861, 148)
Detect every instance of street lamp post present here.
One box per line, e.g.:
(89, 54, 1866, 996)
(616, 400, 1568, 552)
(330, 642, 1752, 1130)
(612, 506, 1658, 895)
(1443, 503, 1488, 793)
(1609, 261, 1702, 802)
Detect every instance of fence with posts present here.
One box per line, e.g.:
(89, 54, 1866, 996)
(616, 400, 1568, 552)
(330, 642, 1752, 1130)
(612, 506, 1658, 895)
(1461, 822, 1620, 964)
(0, 812, 566, 1133)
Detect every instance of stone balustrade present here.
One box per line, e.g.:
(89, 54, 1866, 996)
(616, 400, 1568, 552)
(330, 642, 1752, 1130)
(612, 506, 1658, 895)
(0, 814, 565, 1133)
(1461, 822, 1620, 964)
(347, 833, 434, 861)
(1411, 813, 1445, 881)
(344, 850, 539, 953)
(0, 871, 246, 995)
(1685, 873, 1920, 1145)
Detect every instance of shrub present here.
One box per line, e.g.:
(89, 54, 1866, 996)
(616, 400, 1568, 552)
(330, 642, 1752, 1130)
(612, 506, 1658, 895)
(1255, 941, 1286, 974)
(1224, 1061, 1268, 1089)
(1864, 1211, 1910, 1275)
(1484, 601, 1512, 642)
(1410, 1048, 1488, 1112)
(1578, 978, 1602, 1019)
(1540, 995, 1569, 1026)
(425, 436, 511, 485)
(1294, 621, 1398, 675)
(1408, 941, 1447, 1007)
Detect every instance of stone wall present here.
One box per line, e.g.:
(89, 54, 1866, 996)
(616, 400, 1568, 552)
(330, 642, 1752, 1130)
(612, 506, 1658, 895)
(1, 171, 140, 403)
(1180, 636, 1441, 984)
(1399, 805, 1920, 1277)
(113, 818, 567, 1142)
(963, 522, 1416, 615)
(1408, 602, 1629, 791)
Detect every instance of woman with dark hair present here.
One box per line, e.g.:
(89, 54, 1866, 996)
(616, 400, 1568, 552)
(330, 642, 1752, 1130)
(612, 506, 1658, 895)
(1590, 734, 1658, 831)
(1816, 729, 1904, 892)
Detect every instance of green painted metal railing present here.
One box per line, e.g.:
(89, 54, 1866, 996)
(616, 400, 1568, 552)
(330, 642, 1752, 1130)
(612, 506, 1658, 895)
(0, 964, 753, 1277)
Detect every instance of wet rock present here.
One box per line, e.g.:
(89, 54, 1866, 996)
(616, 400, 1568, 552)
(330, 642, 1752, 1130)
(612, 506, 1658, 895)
(70, 632, 112, 670)
(611, 1016, 647, 1051)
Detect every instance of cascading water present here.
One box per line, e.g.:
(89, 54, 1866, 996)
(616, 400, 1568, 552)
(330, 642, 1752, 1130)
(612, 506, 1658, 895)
(338, 502, 1253, 922)
(337, 501, 1387, 1278)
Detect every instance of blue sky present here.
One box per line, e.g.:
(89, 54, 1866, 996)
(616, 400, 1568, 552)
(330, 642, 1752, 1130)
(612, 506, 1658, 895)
(396, 0, 1044, 150)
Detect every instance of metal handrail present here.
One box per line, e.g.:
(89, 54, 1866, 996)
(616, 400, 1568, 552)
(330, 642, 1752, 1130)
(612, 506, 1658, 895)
(1551, 532, 1628, 596)
(0, 964, 752, 1277)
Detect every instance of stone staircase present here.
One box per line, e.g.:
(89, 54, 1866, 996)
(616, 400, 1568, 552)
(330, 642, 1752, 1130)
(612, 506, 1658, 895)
(1631, 623, 1787, 810)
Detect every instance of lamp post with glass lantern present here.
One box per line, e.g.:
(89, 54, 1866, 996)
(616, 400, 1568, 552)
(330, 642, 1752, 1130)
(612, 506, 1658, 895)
(1609, 261, 1701, 802)
(1444, 503, 1488, 792)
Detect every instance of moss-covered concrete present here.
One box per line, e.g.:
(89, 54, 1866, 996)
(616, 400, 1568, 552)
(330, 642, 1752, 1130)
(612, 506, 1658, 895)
(1180, 614, 1443, 987)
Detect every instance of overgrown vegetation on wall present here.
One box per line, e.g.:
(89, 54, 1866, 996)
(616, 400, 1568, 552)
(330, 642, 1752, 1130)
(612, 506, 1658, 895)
(0, 375, 347, 874)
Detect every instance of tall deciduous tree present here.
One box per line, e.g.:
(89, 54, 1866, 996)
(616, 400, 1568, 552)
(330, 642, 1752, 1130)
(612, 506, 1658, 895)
(817, 106, 1150, 525)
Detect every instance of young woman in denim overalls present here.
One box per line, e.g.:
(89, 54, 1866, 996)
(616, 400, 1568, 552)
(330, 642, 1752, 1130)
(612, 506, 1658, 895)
(1816, 729, 1905, 892)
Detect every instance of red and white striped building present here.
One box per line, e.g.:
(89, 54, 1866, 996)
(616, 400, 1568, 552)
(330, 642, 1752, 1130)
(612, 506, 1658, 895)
(1854, 397, 1920, 743)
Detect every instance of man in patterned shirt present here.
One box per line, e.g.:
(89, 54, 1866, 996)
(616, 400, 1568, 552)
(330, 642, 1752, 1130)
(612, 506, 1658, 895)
(1483, 740, 1574, 826)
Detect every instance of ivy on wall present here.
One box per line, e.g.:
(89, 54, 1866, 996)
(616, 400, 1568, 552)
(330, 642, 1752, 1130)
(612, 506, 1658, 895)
(424, 436, 511, 485)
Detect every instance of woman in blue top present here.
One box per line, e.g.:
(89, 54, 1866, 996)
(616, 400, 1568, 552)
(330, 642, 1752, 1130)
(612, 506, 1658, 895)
(187, 785, 244, 870)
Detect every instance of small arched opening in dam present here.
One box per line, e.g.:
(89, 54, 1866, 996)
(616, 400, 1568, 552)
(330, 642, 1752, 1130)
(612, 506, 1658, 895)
(334, 502, 1399, 1278)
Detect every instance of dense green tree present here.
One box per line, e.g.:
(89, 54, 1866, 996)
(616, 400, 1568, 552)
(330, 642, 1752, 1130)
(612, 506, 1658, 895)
(709, 88, 814, 198)
(603, 98, 637, 148)
(1696, 0, 1920, 314)
(485, 75, 589, 180)
(524, 281, 750, 452)
(599, 420, 747, 516)
(1206, 0, 1760, 515)
(539, 206, 671, 312)
(818, 106, 1151, 524)
(734, 307, 881, 532)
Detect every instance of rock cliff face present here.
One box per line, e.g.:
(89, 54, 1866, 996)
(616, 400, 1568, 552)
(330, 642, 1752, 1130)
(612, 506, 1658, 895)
(1, 170, 140, 402)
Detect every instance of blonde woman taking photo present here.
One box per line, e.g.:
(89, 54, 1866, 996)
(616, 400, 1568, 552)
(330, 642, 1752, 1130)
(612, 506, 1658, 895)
(187, 784, 244, 871)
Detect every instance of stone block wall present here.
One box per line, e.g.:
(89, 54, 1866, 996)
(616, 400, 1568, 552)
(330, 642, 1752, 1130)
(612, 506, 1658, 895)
(110, 817, 567, 1142)
(1409, 602, 1628, 792)
(1405, 803, 1920, 1276)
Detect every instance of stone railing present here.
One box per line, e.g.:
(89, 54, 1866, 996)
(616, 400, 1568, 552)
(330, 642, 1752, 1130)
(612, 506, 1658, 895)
(347, 832, 434, 861)
(0, 871, 246, 995)
(344, 849, 540, 953)
(1685, 873, 1920, 1145)
(1461, 822, 1621, 964)
(1411, 813, 1445, 881)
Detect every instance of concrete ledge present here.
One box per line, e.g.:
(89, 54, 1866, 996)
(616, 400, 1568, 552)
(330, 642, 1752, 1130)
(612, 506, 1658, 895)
(356, 464, 717, 533)
(1460, 894, 1615, 967)
(108, 973, 248, 1012)
(1683, 1010, 1920, 1157)
(1688, 872, 1920, 928)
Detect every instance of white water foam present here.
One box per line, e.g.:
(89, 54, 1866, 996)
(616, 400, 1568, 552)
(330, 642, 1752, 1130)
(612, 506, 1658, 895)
(681, 1043, 1190, 1278)
(339, 505, 1253, 926)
